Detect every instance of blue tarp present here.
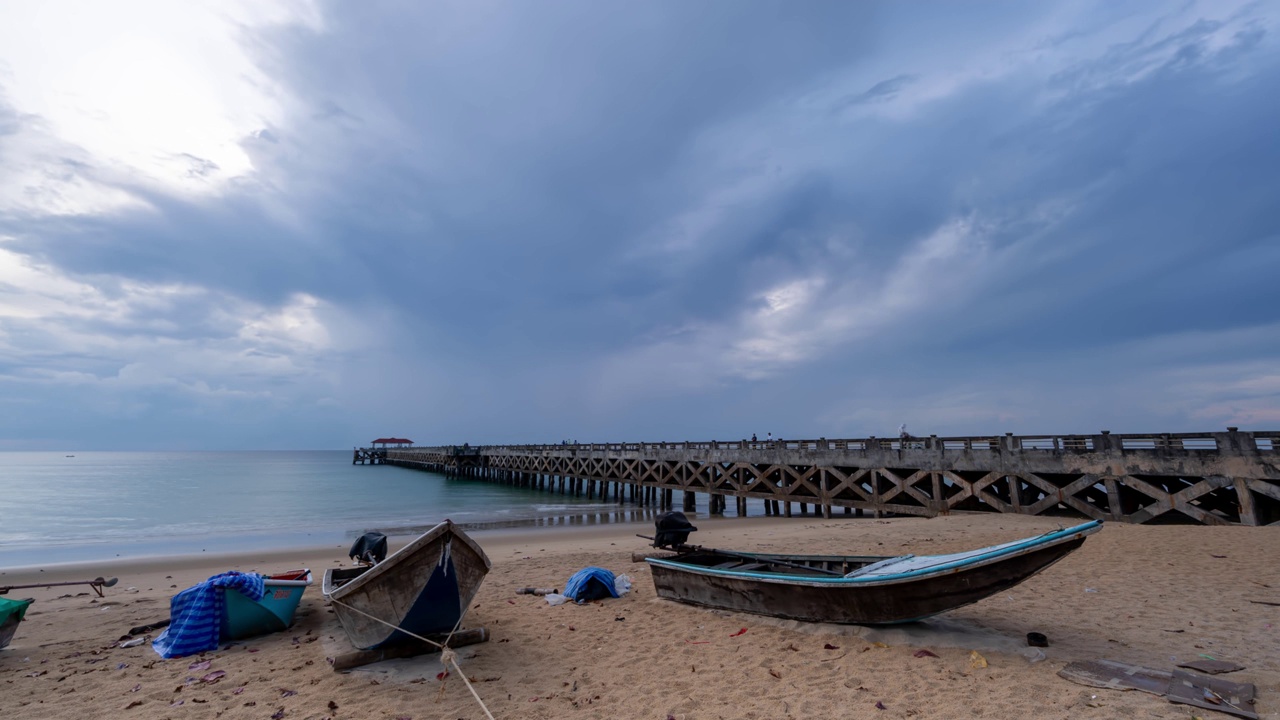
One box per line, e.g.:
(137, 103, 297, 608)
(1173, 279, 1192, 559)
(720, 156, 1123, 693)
(152, 571, 265, 658)
(563, 566, 619, 603)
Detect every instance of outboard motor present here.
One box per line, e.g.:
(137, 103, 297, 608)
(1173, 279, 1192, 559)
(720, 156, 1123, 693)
(349, 531, 388, 565)
(653, 511, 698, 549)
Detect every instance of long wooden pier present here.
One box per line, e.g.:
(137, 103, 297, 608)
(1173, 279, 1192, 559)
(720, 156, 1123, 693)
(367, 429, 1280, 526)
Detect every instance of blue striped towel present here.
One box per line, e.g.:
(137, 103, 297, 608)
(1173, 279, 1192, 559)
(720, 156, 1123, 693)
(152, 571, 265, 659)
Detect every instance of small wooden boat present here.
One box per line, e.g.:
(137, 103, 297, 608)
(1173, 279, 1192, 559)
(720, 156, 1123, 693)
(0, 597, 33, 650)
(645, 519, 1101, 624)
(221, 569, 312, 641)
(323, 520, 490, 650)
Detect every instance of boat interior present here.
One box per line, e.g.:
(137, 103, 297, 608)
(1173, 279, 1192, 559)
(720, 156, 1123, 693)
(660, 550, 894, 578)
(324, 566, 373, 591)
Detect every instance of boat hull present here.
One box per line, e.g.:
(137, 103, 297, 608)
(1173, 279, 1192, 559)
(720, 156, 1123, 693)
(323, 521, 490, 650)
(0, 597, 32, 650)
(647, 522, 1098, 625)
(221, 570, 312, 641)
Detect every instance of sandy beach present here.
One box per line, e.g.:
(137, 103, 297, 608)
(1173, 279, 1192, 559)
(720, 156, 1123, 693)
(1, 513, 1277, 720)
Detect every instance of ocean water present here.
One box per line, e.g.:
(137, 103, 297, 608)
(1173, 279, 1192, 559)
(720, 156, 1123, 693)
(0, 451, 661, 567)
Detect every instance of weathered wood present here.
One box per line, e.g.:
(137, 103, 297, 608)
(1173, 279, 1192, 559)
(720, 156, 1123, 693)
(324, 521, 490, 651)
(378, 431, 1280, 526)
(648, 523, 1097, 624)
(330, 627, 489, 671)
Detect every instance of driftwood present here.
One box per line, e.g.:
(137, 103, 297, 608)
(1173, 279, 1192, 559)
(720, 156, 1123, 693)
(329, 627, 489, 671)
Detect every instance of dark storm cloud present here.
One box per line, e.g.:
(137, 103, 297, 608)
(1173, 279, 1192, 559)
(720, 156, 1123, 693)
(1, 1, 1278, 448)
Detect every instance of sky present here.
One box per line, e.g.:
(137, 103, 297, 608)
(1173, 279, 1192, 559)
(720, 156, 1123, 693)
(0, 0, 1278, 450)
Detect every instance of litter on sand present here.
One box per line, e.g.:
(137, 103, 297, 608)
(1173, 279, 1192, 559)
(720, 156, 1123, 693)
(1058, 659, 1257, 719)
(1178, 659, 1246, 675)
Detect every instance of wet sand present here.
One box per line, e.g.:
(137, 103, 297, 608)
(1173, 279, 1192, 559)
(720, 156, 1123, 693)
(1, 513, 1277, 719)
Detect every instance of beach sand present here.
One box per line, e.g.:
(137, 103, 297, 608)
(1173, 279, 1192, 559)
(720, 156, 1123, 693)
(1, 513, 1277, 719)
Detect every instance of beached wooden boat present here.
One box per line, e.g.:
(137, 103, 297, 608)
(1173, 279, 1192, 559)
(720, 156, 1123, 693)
(645, 520, 1101, 624)
(323, 520, 491, 650)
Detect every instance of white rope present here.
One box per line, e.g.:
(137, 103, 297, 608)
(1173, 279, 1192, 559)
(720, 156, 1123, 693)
(330, 598, 496, 720)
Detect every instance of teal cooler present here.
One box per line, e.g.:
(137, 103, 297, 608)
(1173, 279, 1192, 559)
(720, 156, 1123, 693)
(220, 569, 312, 641)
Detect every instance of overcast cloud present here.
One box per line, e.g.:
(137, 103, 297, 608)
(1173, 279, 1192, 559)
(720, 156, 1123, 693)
(0, 0, 1277, 450)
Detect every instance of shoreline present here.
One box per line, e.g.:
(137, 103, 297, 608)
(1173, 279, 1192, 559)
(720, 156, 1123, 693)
(0, 504, 778, 573)
(0, 514, 868, 585)
(2, 513, 1276, 719)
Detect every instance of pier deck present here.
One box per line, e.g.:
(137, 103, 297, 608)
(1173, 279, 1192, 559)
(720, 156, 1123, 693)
(366, 430, 1280, 526)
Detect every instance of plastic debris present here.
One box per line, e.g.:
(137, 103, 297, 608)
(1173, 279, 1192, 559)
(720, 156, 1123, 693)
(614, 574, 632, 596)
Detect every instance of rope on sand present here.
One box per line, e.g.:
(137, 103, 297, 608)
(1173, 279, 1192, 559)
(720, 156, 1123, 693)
(329, 598, 496, 720)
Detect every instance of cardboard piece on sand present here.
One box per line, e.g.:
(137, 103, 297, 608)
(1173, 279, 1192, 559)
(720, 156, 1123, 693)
(1167, 669, 1257, 719)
(1177, 659, 1246, 675)
(1058, 659, 1172, 695)
(1058, 659, 1257, 719)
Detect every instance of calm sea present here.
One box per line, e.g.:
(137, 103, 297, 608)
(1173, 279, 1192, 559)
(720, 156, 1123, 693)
(0, 451, 668, 567)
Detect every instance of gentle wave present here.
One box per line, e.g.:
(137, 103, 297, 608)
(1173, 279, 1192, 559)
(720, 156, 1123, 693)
(0, 450, 673, 565)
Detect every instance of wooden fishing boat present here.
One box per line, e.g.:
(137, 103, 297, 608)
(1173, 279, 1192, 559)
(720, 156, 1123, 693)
(644, 519, 1101, 625)
(323, 520, 491, 650)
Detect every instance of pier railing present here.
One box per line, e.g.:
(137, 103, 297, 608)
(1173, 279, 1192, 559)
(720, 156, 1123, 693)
(374, 429, 1280, 526)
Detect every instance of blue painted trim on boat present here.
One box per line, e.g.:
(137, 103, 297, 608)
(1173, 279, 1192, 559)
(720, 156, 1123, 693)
(647, 520, 1102, 586)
